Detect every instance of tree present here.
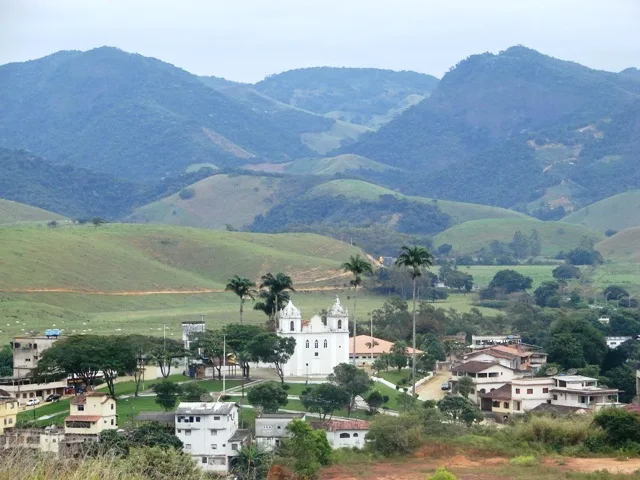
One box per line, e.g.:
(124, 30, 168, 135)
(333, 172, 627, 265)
(416, 354, 436, 374)
(365, 390, 384, 413)
(552, 264, 581, 280)
(488, 269, 533, 294)
(396, 392, 418, 412)
(545, 317, 607, 369)
(278, 419, 331, 479)
(223, 324, 263, 380)
(604, 229, 618, 237)
(365, 413, 423, 456)
(254, 273, 295, 330)
(300, 383, 350, 419)
(445, 270, 473, 292)
(148, 337, 188, 379)
(126, 335, 156, 397)
(534, 281, 560, 307)
(0, 345, 13, 377)
(509, 231, 529, 258)
(152, 380, 182, 411)
(389, 341, 408, 371)
(372, 354, 390, 373)
(341, 254, 374, 366)
(455, 376, 474, 399)
(327, 363, 372, 416)
(437, 244, 453, 256)
(191, 331, 225, 380)
(593, 408, 640, 447)
(437, 396, 481, 426)
(603, 285, 629, 302)
(395, 245, 434, 395)
(232, 443, 272, 480)
(247, 381, 288, 413)
(422, 334, 446, 362)
(566, 247, 603, 265)
(91, 217, 106, 227)
(529, 229, 541, 257)
(248, 334, 296, 384)
(180, 382, 208, 402)
(226, 276, 257, 325)
(128, 422, 183, 450)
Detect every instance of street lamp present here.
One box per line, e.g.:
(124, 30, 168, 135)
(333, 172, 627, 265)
(305, 363, 309, 385)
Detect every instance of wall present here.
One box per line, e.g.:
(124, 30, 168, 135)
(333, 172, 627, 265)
(511, 379, 553, 412)
(326, 429, 367, 449)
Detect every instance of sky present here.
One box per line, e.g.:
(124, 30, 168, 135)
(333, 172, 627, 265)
(1, 0, 639, 83)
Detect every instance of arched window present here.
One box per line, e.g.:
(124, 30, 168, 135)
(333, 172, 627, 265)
(314, 340, 319, 349)
(290, 321, 294, 332)
(324, 339, 328, 348)
(305, 340, 309, 348)
(337, 319, 342, 329)
(339, 433, 350, 438)
(352, 433, 358, 438)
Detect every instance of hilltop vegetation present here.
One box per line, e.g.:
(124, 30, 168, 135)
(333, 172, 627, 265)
(0, 199, 65, 224)
(284, 154, 394, 175)
(563, 190, 640, 232)
(596, 227, 640, 263)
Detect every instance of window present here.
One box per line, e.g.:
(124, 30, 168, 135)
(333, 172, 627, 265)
(579, 396, 587, 404)
(338, 320, 342, 329)
(111, 403, 114, 410)
(277, 426, 281, 429)
(469, 388, 475, 394)
(185, 444, 191, 450)
(210, 429, 217, 435)
(232, 443, 238, 451)
(290, 321, 295, 332)
(111, 419, 114, 425)
(178, 416, 184, 423)
(503, 402, 509, 409)
(211, 444, 217, 450)
(305, 340, 309, 348)
(339, 433, 350, 438)
(492, 401, 500, 408)
(543, 388, 549, 393)
(314, 340, 319, 348)
(526, 389, 533, 394)
(314, 352, 319, 357)
(515, 388, 520, 394)
(552, 394, 558, 400)
(214, 416, 220, 420)
(185, 430, 191, 436)
(202, 457, 208, 464)
(195, 416, 201, 422)
(77, 405, 85, 412)
(177, 429, 182, 434)
(324, 339, 328, 348)
(488, 372, 498, 378)
(353, 433, 358, 437)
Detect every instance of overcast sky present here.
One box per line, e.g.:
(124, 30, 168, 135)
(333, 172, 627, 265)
(1, 0, 638, 82)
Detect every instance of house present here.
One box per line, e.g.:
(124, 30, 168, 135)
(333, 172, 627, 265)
(464, 345, 533, 371)
(254, 412, 305, 451)
(605, 336, 632, 349)
(277, 297, 349, 377)
(0, 397, 18, 435)
(479, 377, 554, 421)
(350, 335, 422, 365)
(64, 392, 117, 435)
(549, 375, 621, 410)
(470, 334, 521, 350)
(175, 402, 250, 474)
(598, 316, 610, 325)
(451, 361, 517, 404)
(1, 427, 95, 456)
(0, 377, 67, 405)
(11, 333, 60, 378)
(311, 419, 370, 449)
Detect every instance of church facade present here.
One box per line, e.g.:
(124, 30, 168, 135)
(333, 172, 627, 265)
(277, 297, 350, 377)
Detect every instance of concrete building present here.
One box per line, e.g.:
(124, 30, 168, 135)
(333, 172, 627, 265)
(605, 336, 633, 349)
(311, 419, 370, 449)
(464, 346, 533, 371)
(11, 334, 59, 378)
(550, 375, 621, 410)
(0, 397, 18, 435)
(254, 412, 305, 451)
(0, 378, 67, 404)
(470, 334, 521, 350)
(175, 402, 250, 474)
(64, 392, 117, 435)
(1, 427, 94, 457)
(277, 297, 349, 377)
(350, 335, 422, 365)
(451, 361, 517, 404)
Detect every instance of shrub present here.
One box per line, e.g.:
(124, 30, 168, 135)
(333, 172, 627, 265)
(366, 413, 423, 456)
(282, 384, 291, 391)
(178, 188, 195, 200)
(509, 455, 537, 466)
(428, 467, 457, 480)
(508, 415, 594, 451)
(592, 408, 640, 447)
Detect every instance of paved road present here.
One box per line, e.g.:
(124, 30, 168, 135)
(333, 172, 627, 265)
(416, 371, 451, 402)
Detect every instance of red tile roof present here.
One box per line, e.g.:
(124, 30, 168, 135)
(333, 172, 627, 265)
(65, 415, 102, 422)
(311, 419, 370, 432)
(478, 383, 512, 400)
(623, 403, 640, 414)
(71, 392, 112, 405)
(452, 361, 509, 374)
(71, 395, 87, 405)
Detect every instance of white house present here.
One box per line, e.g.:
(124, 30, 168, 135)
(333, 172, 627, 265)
(277, 297, 349, 378)
(464, 345, 533, 371)
(254, 412, 305, 451)
(175, 402, 250, 474)
(470, 334, 521, 350)
(64, 392, 117, 435)
(451, 361, 518, 404)
(605, 336, 632, 349)
(311, 419, 370, 449)
(549, 375, 621, 410)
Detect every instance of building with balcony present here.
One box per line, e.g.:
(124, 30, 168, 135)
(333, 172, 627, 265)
(254, 412, 305, 451)
(11, 334, 59, 378)
(470, 334, 521, 350)
(64, 392, 117, 435)
(549, 375, 621, 410)
(451, 361, 517, 404)
(464, 345, 533, 371)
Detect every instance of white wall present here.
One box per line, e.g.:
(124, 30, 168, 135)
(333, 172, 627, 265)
(511, 379, 553, 412)
(325, 429, 367, 449)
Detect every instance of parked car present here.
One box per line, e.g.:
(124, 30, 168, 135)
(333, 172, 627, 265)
(25, 398, 40, 406)
(45, 394, 62, 402)
(440, 381, 451, 391)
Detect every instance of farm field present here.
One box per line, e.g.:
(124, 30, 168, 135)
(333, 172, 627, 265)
(0, 199, 66, 224)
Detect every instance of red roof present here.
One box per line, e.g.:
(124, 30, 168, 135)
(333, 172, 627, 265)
(311, 419, 370, 432)
(65, 415, 101, 422)
(623, 403, 640, 414)
(71, 395, 87, 405)
(71, 392, 112, 405)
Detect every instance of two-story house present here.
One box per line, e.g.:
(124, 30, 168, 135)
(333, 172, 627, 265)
(254, 412, 305, 451)
(0, 397, 18, 435)
(11, 333, 59, 378)
(465, 346, 533, 371)
(549, 375, 621, 410)
(64, 392, 117, 435)
(175, 402, 250, 474)
(451, 361, 517, 404)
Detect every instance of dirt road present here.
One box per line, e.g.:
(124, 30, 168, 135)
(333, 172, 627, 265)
(416, 371, 451, 402)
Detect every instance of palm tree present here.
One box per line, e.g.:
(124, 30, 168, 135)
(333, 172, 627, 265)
(395, 245, 433, 394)
(254, 272, 296, 330)
(225, 276, 256, 325)
(341, 254, 374, 365)
(232, 443, 270, 480)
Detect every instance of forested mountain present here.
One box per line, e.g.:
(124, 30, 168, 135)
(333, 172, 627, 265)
(0, 47, 329, 180)
(254, 67, 439, 127)
(345, 46, 640, 212)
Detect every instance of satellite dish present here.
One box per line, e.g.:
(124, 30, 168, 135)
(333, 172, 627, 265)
(545, 367, 558, 376)
(567, 368, 578, 375)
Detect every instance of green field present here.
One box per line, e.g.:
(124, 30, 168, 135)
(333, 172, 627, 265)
(0, 199, 66, 224)
(564, 190, 640, 232)
(433, 218, 604, 256)
(461, 265, 556, 289)
(300, 120, 370, 155)
(286, 154, 394, 176)
(306, 179, 530, 224)
(596, 228, 640, 263)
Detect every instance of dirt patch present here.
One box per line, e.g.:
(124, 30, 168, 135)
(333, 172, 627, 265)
(546, 457, 640, 474)
(244, 162, 291, 173)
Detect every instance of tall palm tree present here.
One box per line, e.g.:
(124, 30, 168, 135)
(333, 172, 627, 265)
(395, 245, 433, 394)
(225, 276, 256, 325)
(254, 272, 295, 330)
(341, 254, 373, 365)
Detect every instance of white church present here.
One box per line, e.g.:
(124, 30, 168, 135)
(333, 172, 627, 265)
(276, 296, 350, 377)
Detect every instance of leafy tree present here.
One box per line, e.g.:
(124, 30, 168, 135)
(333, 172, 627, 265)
(191, 331, 225, 380)
(395, 245, 434, 393)
(437, 244, 453, 256)
(396, 392, 418, 412)
(248, 333, 296, 384)
(593, 408, 640, 447)
(223, 324, 263, 379)
(365, 390, 384, 413)
(545, 317, 607, 369)
(226, 276, 257, 325)
(603, 285, 630, 302)
(566, 247, 603, 265)
(247, 381, 288, 413)
(152, 380, 182, 411)
(604, 229, 618, 237)
(278, 419, 331, 478)
(365, 413, 423, 456)
(232, 443, 272, 480)
(372, 354, 390, 373)
(342, 254, 374, 365)
(416, 353, 436, 374)
(91, 217, 106, 227)
(455, 376, 474, 399)
(180, 382, 208, 402)
(327, 363, 372, 416)
(445, 270, 473, 292)
(488, 269, 533, 294)
(0, 345, 13, 377)
(437, 396, 481, 426)
(126, 335, 156, 397)
(552, 264, 581, 280)
(422, 333, 446, 361)
(300, 383, 350, 419)
(148, 337, 188, 379)
(128, 422, 183, 450)
(534, 281, 560, 307)
(509, 231, 530, 258)
(529, 229, 542, 257)
(254, 273, 296, 330)
(389, 341, 409, 371)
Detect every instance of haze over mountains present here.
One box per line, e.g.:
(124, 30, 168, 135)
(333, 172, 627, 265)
(1, 45, 639, 256)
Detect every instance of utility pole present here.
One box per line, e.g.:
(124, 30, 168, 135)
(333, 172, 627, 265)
(370, 312, 374, 363)
(222, 334, 226, 398)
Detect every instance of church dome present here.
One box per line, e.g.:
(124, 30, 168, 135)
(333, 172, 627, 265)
(280, 300, 301, 319)
(328, 296, 348, 317)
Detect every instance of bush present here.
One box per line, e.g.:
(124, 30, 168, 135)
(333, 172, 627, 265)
(509, 455, 537, 466)
(428, 467, 457, 480)
(366, 413, 423, 456)
(178, 188, 195, 200)
(592, 408, 640, 447)
(282, 384, 291, 391)
(508, 415, 594, 451)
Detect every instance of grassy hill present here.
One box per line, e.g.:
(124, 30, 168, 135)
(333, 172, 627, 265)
(285, 154, 394, 175)
(563, 190, 640, 232)
(0, 199, 66, 224)
(306, 179, 530, 224)
(596, 227, 640, 262)
(433, 218, 604, 256)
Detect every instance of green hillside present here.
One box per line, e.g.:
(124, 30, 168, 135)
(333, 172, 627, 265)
(433, 218, 604, 256)
(0, 223, 362, 292)
(563, 191, 640, 232)
(0, 199, 66, 224)
(596, 227, 640, 263)
(128, 174, 283, 230)
(286, 154, 394, 175)
(306, 179, 530, 224)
